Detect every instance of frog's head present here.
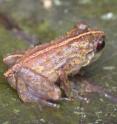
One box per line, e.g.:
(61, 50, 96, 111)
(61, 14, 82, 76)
(80, 29, 105, 66)
(66, 22, 105, 67)
(90, 30, 105, 63)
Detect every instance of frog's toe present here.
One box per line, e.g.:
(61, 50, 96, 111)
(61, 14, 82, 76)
(3, 54, 23, 67)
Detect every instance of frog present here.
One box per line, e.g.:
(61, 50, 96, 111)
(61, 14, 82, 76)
(3, 22, 105, 107)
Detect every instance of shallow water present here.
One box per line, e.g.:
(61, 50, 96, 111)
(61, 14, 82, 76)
(0, 0, 117, 124)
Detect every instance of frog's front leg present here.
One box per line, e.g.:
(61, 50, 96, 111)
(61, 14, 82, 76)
(58, 68, 72, 98)
(57, 58, 78, 98)
(16, 67, 61, 107)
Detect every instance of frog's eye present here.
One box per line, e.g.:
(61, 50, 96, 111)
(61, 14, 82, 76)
(96, 38, 105, 52)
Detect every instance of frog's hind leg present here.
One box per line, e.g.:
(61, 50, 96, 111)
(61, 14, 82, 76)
(16, 78, 58, 107)
(3, 54, 23, 67)
(16, 67, 61, 107)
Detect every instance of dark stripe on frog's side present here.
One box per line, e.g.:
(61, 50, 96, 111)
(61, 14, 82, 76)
(22, 35, 79, 59)
(22, 31, 104, 63)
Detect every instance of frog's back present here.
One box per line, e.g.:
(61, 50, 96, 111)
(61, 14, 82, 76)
(16, 22, 99, 81)
(22, 42, 79, 81)
(21, 22, 89, 62)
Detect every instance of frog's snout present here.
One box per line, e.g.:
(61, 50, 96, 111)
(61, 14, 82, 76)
(96, 35, 105, 52)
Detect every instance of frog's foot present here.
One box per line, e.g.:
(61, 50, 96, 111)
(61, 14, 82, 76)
(3, 54, 23, 67)
(16, 67, 61, 107)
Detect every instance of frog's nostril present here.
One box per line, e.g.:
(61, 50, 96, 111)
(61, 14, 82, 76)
(96, 39, 105, 52)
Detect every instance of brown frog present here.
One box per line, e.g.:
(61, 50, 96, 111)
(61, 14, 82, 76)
(3, 22, 105, 106)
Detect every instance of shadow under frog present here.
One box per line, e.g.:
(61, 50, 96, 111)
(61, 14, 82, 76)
(3, 22, 117, 107)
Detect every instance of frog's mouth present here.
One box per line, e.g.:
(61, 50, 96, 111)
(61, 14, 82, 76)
(85, 49, 104, 66)
(91, 50, 103, 63)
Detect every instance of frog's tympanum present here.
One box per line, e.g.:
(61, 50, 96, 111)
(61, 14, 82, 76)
(3, 22, 105, 106)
